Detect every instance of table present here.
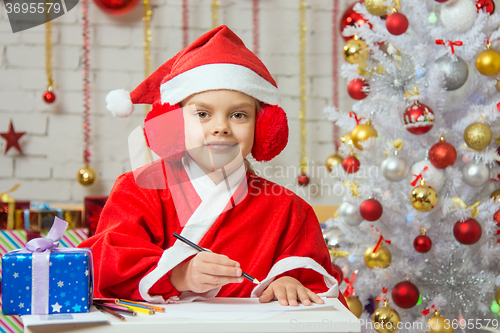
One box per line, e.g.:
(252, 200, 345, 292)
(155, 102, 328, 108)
(23, 298, 361, 333)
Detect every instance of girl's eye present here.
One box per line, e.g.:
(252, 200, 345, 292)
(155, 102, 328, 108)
(196, 112, 209, 119)
(232, 112, 246, 119)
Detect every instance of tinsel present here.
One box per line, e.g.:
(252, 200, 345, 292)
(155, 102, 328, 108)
(212, 0, 219, 29)
(332, 0, 340, 150)
(299, 0, 307, 172)
(143, 0, 152, 115)
(45, 19, 54, 91)
(253, 0, 259, 57)
(183, 0, 189, 48)
(82, 0, 91, 165)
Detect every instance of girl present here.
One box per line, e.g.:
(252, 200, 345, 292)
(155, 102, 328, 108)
(79, 25, 347, 308)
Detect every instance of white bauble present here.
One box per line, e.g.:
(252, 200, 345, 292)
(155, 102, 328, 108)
(440, 0, 476, 33)
(337, 202, 364, 226)
(409, 160, 445, 192)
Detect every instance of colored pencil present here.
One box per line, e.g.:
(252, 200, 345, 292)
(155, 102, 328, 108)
(93, 302, 137, 316)
(95, 304, 126, 321)
(173, 232, 260, 284)
(115, 302, 155, 315)
(118, 299, 165, 313)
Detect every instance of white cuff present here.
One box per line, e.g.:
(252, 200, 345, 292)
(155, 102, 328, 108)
(250, 256, 339, 298)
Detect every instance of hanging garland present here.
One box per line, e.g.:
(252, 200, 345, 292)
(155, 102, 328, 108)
(182, 0, 189, 48)
(212, 0, 219, 29)
(143, 0, 152, 116)
(325, 0, 344, 173)
(298, 0, 308, 186)
(332, 0, 340, 149)
(77, 0, 97, 187)
(253, 0, 260, 56)
(43, 18, 56, 104)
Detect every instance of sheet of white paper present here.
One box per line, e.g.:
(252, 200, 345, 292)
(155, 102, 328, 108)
(153, 297, 334, 321)
(21, 307, 109, 327)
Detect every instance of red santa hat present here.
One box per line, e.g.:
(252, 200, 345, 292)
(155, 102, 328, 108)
(106, 25, 288, 162)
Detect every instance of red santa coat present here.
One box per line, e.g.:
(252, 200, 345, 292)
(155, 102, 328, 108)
(79, 156, 347, 308)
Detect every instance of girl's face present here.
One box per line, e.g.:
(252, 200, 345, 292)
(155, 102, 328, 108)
(181, 89, 257, 173)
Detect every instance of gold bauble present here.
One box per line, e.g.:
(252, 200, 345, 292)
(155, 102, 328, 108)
(77, 165, 98, 187)
(491, 189, 500, 203)
(343, 39, 369, 65)
(341, 133, 352, 146)
(476, 49, 500, 76)
(365, 0, 390, 16)
(426, 311, 454, 333)
(372, 302, 400, 333)
(464, 122, 492, 150)
(496, 287, 500, 304)
(326, 153, 344, 172)
(364, 244, 391, 269)
(346, 296, 363, 318)
(410, 182, 438, 212)
(351, 123, 378, 150)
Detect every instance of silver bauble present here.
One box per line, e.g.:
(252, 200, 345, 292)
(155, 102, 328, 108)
(337, 202, 364, 226)
(381, 151, 409, 182)
(435, 55, 468, 91)
(462, 160, 490, 187)
(323, 226, 342, 250)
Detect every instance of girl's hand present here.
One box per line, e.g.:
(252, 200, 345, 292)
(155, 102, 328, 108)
(171, 251, 243, 293)
(258, 276, 324, 306)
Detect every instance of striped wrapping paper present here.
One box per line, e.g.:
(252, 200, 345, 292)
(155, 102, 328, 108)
(39, 228, 89, 248)
(0, 230, 26, 333)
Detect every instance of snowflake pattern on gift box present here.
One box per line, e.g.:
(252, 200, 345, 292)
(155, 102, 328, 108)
(1, 251, 92, 315)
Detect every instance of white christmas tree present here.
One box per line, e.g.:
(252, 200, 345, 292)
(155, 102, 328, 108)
(325, 0, 500, 332)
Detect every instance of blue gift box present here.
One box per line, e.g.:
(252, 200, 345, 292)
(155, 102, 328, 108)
(1, 248, 93, 315)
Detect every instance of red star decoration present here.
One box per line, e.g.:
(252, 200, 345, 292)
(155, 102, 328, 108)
(1, 121, 25, 154)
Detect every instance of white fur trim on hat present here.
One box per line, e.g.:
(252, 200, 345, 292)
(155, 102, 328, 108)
(106, 89, 135, 118)
(160, 64, 280, 105)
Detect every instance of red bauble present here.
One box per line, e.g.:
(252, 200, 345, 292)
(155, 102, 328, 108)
(347, 79, 369, 100)
(332, 264, 344, 283)
(43, 90, 56, 104)
(343, 156, 360, 174)
(476, 0, 495, 14)
(453, 219, 482, 245)
(340, 1, 370, 41)
(359, 198, 383, 221)
(93, 0, 140, 15)
(413, 235, 432, 253)
(392, 281, 419, 309)
(386, 12, 409, 35)
(429, 141, 457, 169)
(435, 0, 448, 2)
(297, 173, 310, 186)
(493, 210, 500, 227)
(403, 103, 435, 135)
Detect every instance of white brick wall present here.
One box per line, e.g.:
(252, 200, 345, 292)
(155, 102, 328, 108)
(0, 0, 368, 207)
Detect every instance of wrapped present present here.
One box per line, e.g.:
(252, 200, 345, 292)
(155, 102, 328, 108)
(19, 203, 83, 232)
(0, 230, 26, 332)
(84, 196, 108, 236)
(0, 184, 30, 230)
(1, 218, 93, 315)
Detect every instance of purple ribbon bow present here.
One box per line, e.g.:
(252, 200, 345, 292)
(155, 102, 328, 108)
(26, 217, 68, 314)
(26, 217, 68, 252)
